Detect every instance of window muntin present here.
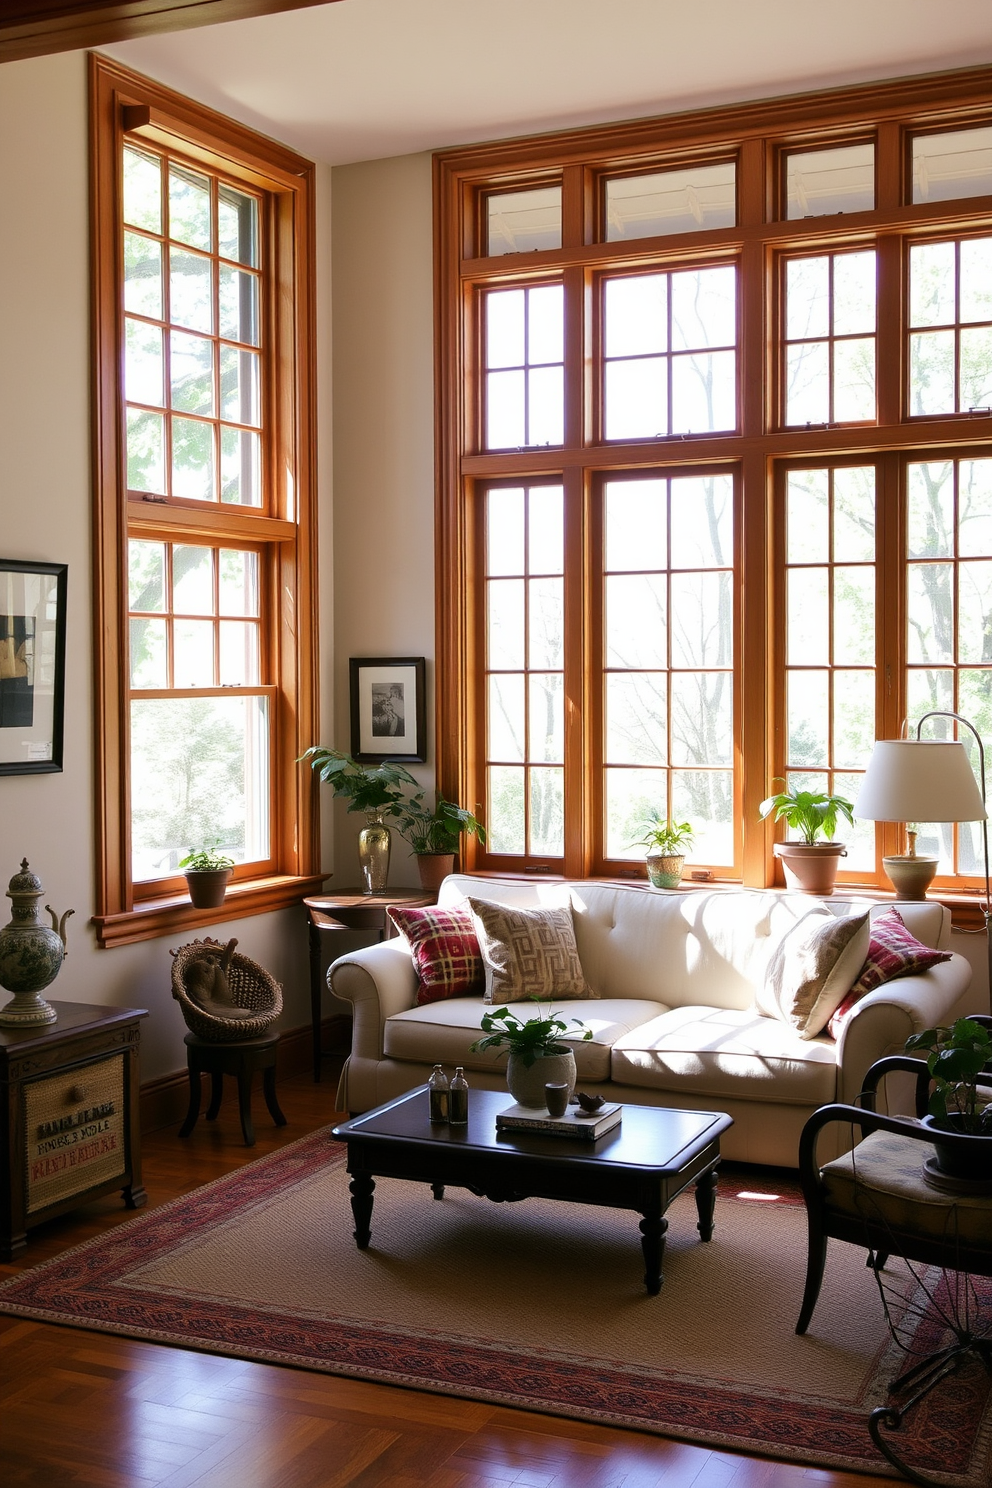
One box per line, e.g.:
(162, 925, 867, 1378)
(602, 266, 737, 440)
(908, 237, 992, 416)
(906, 457, 992, 878)
(484, 284, 564, 448)
(484, 484, 565, 857)
(784, 144, 875, 220)
(603, 474, 734, 868)
(783, 466, 877, 871)
(783, 250, 876, 425)
(912, 126, 992, 205)
(604, 162, 736, 241)
(486, 186, 562, 255)
(123, 144, 263, 508)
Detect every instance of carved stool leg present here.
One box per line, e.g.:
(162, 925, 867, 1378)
(262, 1065, 287, 1127)
(178, 1063, 201, 1138)
(236, 1068, 256, 1147)
(206, 1071, 223, 1121)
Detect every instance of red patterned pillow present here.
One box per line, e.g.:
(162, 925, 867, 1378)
(387, 904, 484, 1005)
(826, 907, 951, 1039)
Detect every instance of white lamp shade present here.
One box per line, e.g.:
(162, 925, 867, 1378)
(854, 739, 987, 823)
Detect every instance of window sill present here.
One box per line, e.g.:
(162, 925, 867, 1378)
(92, 874, 329, 948)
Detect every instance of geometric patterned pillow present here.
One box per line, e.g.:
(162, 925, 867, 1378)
(826, 906, 952, 1039)
(387, 904, 484, 1005)
(465, 897, 596, 1005)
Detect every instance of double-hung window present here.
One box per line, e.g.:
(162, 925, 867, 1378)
(92, 58, 319, 945)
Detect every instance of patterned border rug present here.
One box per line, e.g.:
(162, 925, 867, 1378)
(1, 1128, 990, 1483)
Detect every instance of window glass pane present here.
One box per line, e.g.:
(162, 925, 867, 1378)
(605, 768, 667, 859)
(529, 767, 564, 855)
(528, 365, 564, 445)
(960, 326, 992, 409)
(528, 285, 564, 364)
(528, 576, 564, 669)
(959, 460, 992, 557)
(908, 461, 954, 558)
(787, 670, 829, 765)
(219, 550, 259, 616)
(909, 242, 955, 327)
(486, 289, 525, 368)
(487, 488, 525, 575)
(787, 469, 829, 563)
(670, 476, 733, 568)
(129, 540, 166, 612)
(219, 266, 260, 346)
(487, 186, 562, 255)
(605, 575, 666, 668)
(832, 670, 874, 769)
(671, 672, 732, 766)
(833, 338, 875, 422)
(171, 330, 214, 415)
(907, 563, 954, 663)
(528, 487, 563, 573)
(670, 572, 731, 668)
(785, 340, 829, 425)
(169, 164, 211, 251)
(670, 266, 736, 350)
(604, 357, 667, 440)
(957, 561, 992, 662)
(785, 144, 874, 219)
(220, 345, 260, 427)
(959, 238, 992, 324)
(604, 275, 667, 357)
(219, 621, 259, 685)
(488, 578, 525, 668)
(529, 674, 563, 762)
(488, 675, 525, 762)
(786, 257, 829, 341)
(220, 426, 261, 506)
(671, 771, 733, 865)
(170, 247, 212, 333)
(605, 480, 667, 570)
(670, 349, 736, 433)
(787, 567, 828, 665)
(832, 252, 876, 336)
(488, 765, 526, 853)
(172, 417, 215, 501)
(123, 148, 161, 233)
(833, 466, 876, 562)
(124, 233, 162, 320)
(173, 619, 215, 686)
(833, 567, 875, 665)
(909, 330, 955, 415)
(912, 126, 992, 204)
(130, 694, 269, 880)
(605, 673, 667, 765)
(126, 409, 165, 494)
(173, 546, 214, 614)
(218, 185, 259, 267)
(125, 319, 164, 406)
(605, 161, 735, 241)
(129, 617, 166, 689)
(486, 368, 525, 448)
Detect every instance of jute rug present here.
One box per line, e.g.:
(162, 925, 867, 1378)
(1, 1128, 990, 1483)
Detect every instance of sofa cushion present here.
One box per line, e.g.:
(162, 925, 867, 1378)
(387, 903, 484, 1004)
(383, 998, 667, 1079)
(755, 910, 870, 1038)
(610, 1005, 839, 1105)
(467, 897, 594, 1004)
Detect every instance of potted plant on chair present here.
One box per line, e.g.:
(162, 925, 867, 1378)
(394, 791, 486, 891)
(631, 811, 694, 888)
(759, 782, 854, 895)
(905, 1016, 992, 1184)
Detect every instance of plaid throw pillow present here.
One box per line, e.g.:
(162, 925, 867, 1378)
(826, 907, 952, 1039)
(387, 904, 484, 1005)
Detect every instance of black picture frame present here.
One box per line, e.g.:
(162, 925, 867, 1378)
(0, 560, 67, 776)
(350, 656, 426, 763)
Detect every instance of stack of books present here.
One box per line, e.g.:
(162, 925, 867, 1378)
(495, 1101, 622, 1141)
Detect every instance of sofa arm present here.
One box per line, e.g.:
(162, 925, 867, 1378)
(328, 940, 419, 1062)
(836, 954, 972, 1108)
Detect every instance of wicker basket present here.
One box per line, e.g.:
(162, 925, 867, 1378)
(171, 937, 282, 1042)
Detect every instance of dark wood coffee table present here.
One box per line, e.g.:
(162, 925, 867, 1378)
(332, 1088, 733, 1294)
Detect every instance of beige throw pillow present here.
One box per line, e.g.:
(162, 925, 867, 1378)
(466, 897, 595, 1005)
(757, 910, 870, 1039)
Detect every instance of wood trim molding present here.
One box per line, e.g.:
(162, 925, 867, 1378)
(0, 1, 337, 63)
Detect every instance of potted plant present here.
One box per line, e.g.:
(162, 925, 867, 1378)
(758, 782, 854, 895)
(179, 845, 235, 909)
(631, 812, 694, 889)
(301, 747, 417, 894)
(905, 1017, 992, 1184)
(470, 1002, 593, 1109)
(394, 791, 487, 891)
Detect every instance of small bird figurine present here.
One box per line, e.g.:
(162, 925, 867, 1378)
(575, 1091, 606, 1114)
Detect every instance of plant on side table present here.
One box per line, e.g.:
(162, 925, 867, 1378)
(905, 1016, 992, 1185)
(758, 782, 854, 896)
(301, 747, 417, 894)
(179, 845, 236, 910)
(393, 792, 487, 891)
(631, 811, 694, 889)
(470, 1002, 593, 1109)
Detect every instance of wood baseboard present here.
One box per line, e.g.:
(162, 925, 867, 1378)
(139, 1015, 350, 1133)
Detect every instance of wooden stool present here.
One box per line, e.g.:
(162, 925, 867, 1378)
(179, 1032, 287, 1147)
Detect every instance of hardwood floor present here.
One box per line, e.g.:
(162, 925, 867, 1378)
(0, 1070, 893, 1488)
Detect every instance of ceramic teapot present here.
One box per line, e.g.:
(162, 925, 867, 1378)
(0, 859, 74, 1027)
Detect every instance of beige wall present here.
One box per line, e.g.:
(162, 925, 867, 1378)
(0, 51, 335, 1082)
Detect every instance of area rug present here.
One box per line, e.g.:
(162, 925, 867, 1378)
(1, 1129, 990, 1483)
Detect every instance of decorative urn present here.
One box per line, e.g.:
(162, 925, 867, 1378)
(0, 859, 74, 1027)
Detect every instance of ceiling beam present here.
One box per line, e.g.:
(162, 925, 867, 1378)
(0, 1, 338, 62)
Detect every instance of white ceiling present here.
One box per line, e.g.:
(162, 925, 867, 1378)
(103, 0, 992, 167)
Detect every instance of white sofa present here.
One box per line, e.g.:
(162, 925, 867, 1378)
(328, 875, 971, 1167)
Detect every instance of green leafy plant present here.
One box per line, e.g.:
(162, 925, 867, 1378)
(758, 781, 854, 845)
(630, 810, 694, 856)
(905, 1017, 992, 1135)
(179, 844, 235, 871)
(394, 792, 487, 855)
(470, 1002, 593, 1067)
(300, 746, 416, 815)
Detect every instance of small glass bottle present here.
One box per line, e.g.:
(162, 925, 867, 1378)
(449, 1066, 469, 1125)
(428, 1064, 449, 1124)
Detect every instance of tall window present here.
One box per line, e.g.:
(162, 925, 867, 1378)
(92, 58, 319, 945)
(438, 69, 992, 895)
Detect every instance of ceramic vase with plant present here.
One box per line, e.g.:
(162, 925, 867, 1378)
(632, 812, 694, 889)
(759, 783, 854, 895)
(301, 747, 416, 894)
(394, 791, 486, 891)
(905, 1016, 992, 1184)
(180, 845, 235, 909)
(470, 1002, 593, 1108)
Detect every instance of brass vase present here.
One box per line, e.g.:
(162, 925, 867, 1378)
(358, 811, 391, 895)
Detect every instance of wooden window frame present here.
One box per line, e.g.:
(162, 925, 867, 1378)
(435, 65, 992, 898)
(91, 56, 322, 948)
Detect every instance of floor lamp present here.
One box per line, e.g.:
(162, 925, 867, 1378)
(854, 710, 992, 1013)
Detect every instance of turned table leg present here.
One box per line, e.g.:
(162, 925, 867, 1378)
(695, 1164, 719, 1242)
(639, 1211, 669, 1295)
(350, 1171, 375, 1249)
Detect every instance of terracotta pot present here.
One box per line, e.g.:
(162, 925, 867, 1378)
(505, 1048, 576, 1109)
(646, 853, 685, 889)
(415, 853, 455, 892)
(184, 868, 233, 909)
(774, 841, 846, 895)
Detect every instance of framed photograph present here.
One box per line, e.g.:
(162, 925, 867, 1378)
(0, 560, 67, 776)
(350, 656, 426, 763)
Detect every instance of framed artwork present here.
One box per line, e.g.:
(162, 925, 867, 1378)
(350, 656, 426, 763)
(0, 560, 67, 775)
